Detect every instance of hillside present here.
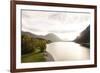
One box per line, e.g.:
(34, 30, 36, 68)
(74, 25, 90, 48)
(21, 31, 62, 42)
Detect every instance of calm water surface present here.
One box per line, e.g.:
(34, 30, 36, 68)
(46, 42, 89, 61)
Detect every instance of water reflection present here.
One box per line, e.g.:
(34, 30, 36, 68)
(46, 42, 90, 61)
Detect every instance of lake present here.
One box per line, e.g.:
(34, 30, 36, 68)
(46, 42, 90, 61)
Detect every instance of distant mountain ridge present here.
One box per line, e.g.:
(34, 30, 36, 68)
(22, 31, 62, 42)
(44, 33, 62, 42)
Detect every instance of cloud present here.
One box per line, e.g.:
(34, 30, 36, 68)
(22, 10, 90, 35)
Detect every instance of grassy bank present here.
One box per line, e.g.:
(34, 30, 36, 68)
(21, 52, 46, 63)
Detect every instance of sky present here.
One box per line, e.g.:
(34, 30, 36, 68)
(22, 10, 90, 41)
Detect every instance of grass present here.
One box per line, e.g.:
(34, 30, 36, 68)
(21, 51, 46, 63)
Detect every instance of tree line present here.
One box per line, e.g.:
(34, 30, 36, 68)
(21, 34, 51, 55)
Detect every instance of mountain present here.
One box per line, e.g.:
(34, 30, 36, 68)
(44, 33, 62, 42)
(74, 25, 90, 48)
(21, 31, 62, 42)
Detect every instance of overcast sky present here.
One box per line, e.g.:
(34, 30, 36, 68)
(22, 10, 90, 41)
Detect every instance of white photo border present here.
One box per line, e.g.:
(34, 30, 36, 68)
(16, 4, 95, 69)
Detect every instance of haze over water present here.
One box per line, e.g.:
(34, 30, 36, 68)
(46, 42, 90, 61)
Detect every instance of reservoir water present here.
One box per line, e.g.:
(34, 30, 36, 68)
(46, 42, 89, 61)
